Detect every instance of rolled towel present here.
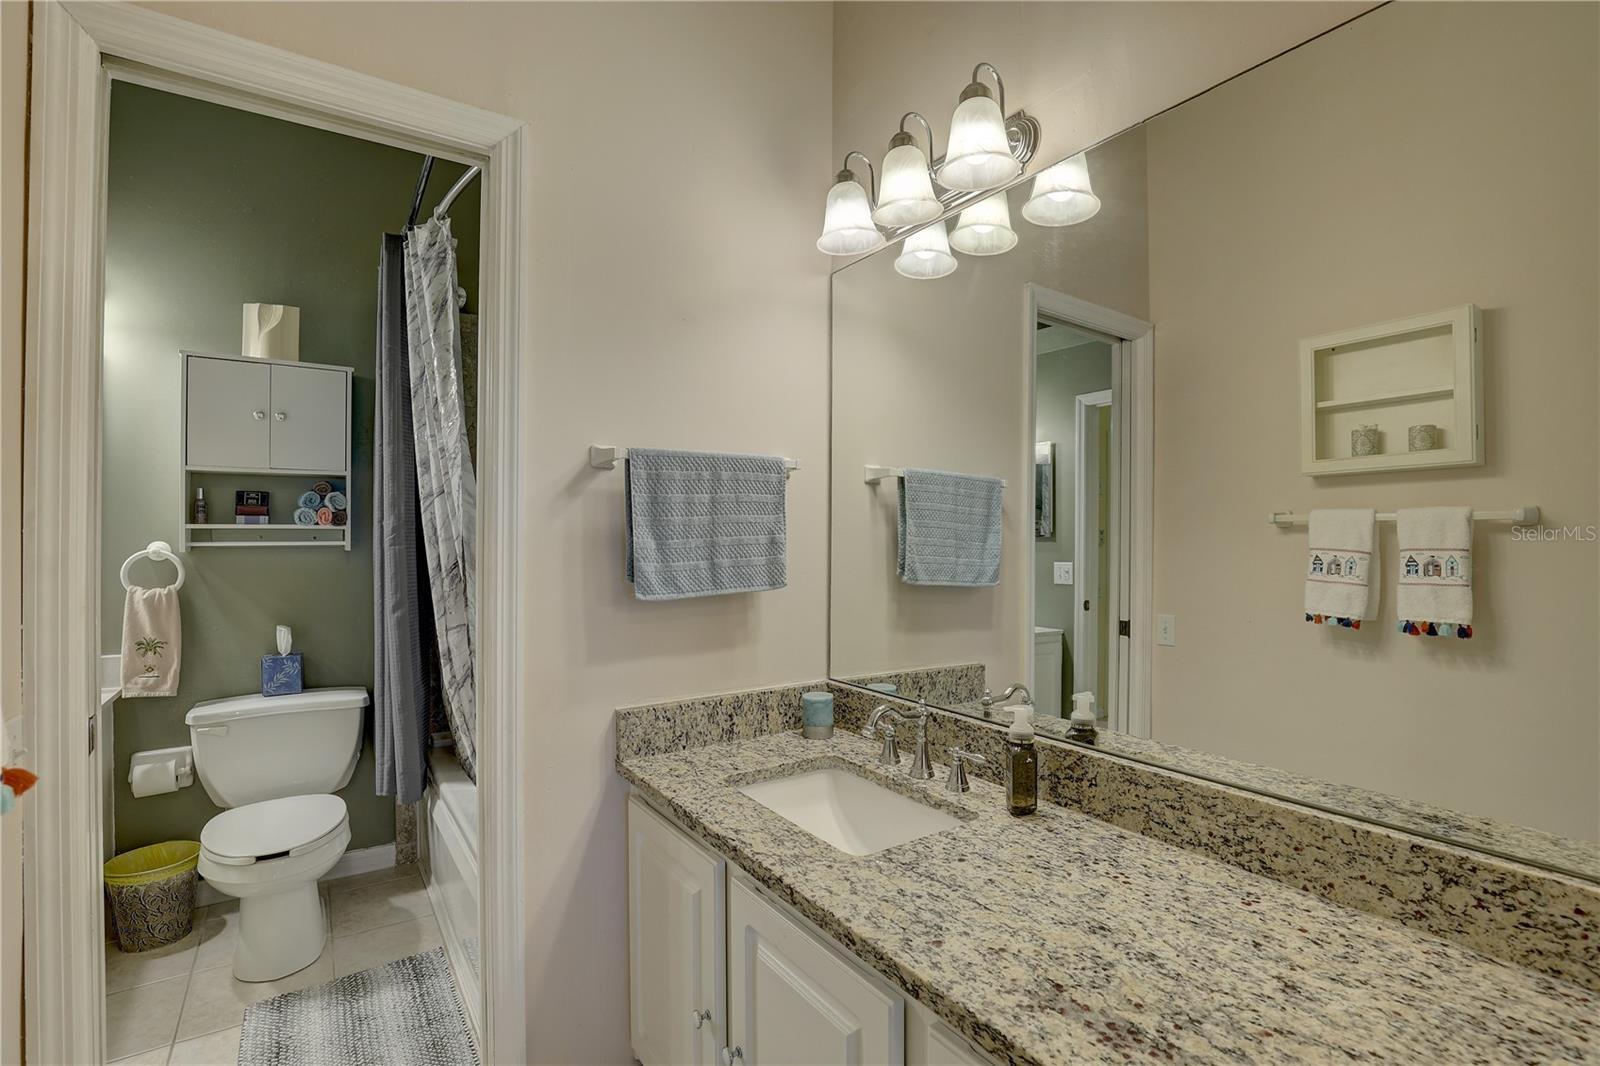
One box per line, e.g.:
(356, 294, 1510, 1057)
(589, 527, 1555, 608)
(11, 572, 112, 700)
(1397, 507, 1473, 637)
(1304, 509, 1378, 629)
(331, 510, 348, 527)
(312, 481, 334, 497)
(297, 490, 323, 510)
(324, 490, 348, 512)
(293, 507, 318, 527)
(316, 506, 334, 526)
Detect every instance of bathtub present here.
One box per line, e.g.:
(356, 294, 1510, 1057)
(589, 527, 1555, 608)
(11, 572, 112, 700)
(421, 747, 481, 1043)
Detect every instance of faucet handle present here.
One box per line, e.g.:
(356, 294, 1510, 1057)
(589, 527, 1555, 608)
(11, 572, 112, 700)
(876, 724, 901, 767)
(944, 748, 988, 793)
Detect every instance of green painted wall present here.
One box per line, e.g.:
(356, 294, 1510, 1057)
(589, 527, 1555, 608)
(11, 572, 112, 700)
(102, 83, 479, 853)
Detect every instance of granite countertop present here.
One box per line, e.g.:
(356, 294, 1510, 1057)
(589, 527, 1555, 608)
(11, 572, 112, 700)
(619, 730, 1596, 1066)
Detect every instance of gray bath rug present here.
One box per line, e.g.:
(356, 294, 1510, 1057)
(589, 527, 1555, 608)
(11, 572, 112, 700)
(239, 947, 476, 1065)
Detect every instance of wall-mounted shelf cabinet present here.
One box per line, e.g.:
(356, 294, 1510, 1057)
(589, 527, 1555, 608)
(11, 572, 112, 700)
(179, 351, 353, 550)
(1298, 305, 1482, 476)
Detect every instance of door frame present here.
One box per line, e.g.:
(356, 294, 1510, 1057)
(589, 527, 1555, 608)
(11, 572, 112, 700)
(1025, 284, 1153, 739)
(1072, 388, 1113, 710)
(23, 5, 529, 1062)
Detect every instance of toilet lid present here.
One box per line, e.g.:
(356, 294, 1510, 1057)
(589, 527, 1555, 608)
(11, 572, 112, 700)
(201, 794, 347, 863)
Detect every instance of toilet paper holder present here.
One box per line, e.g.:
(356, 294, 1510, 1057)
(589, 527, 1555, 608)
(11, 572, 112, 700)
(128, 745, 194, 795)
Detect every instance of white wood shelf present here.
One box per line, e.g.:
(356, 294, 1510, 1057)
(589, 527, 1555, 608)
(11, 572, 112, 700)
(184, 523, 346, 530)
(1299, 304, 1482, 477)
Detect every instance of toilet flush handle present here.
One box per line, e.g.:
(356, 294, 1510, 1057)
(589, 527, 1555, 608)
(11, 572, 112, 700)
(193, 725, 229, 736)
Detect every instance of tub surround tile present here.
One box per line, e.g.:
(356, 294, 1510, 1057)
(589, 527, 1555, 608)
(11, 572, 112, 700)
(394, 801, 419, 866)
(620, 730, 1596, 1066)
(615, 681, 821, 759)
(828, 681, 1600, 991)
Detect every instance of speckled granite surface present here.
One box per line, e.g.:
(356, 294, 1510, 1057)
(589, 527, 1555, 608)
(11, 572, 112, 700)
(616, 682, 823, 759)
(619, 730, 1597, 1066)
(829, 683, 1600, 992)
(837, 663, 987, 706)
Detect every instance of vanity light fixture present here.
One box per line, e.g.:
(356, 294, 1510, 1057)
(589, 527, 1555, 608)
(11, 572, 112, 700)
(817, 150, 885, 256)
(1021, 151, 1101, 227)
(893, 221, 958, 280)
(948, 191, 1017, 256)
(936, 63, 1023, 192)
(873, 113, 943, 228)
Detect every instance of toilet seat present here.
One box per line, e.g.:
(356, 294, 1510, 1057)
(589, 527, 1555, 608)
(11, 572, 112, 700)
(201, 794, 348, 867)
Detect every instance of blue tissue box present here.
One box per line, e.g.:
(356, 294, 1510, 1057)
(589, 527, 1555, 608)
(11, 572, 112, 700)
(261, 653, 303, 696)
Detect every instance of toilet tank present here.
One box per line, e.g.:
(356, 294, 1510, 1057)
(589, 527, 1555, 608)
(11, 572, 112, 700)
(185, 687, 368, 808)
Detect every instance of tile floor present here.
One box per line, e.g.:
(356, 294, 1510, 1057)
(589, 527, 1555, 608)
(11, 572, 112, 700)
(106, 864, 442, 1065)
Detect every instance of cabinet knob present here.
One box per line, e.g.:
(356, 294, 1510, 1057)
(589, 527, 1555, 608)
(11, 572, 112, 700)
(691, 1008, 712, 1030)
(252, 410, 266, 420)
(273, 411, 287, 422)
(720, 1047, 743, 1065)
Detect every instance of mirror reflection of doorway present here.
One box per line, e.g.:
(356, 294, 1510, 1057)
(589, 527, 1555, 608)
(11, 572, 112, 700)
(1032, 318, 1116, 719)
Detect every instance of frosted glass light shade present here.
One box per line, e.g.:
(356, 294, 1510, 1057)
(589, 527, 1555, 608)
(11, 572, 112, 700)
(936, 94, 1020, 191)
(1021, 152, 1101, 226)
(874, 143, 942, 228)
(817, 178, 884, 256)
(894, 222, 957, 280)
(948, 192, 1017, 256)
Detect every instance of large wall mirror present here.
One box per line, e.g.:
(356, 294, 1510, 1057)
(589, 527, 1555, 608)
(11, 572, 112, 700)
(829, 2, 1598, 880)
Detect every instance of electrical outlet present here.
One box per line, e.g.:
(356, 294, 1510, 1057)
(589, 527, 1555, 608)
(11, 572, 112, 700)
(1156, 614, 1176, 647)
(1053, 561, 1073, 585)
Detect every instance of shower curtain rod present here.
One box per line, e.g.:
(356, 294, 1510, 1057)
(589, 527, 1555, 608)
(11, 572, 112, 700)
(405, 156, 482, 228)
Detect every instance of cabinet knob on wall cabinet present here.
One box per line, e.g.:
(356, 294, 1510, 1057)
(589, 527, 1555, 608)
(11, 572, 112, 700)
(253, 410, 266, 420)
(691, 1008, 712, 1030)
(720, 1047, 743, 1065)
(274, 411, 287, 422)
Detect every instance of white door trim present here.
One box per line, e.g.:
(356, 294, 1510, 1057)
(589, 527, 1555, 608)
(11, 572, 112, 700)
(1026, 284, 1153, 740)
(1072, 389, 1113, 710)
(24, 5, 529, 1063)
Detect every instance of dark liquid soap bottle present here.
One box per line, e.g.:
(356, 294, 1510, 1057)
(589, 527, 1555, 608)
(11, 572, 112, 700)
(1005, 704, 1037, 816)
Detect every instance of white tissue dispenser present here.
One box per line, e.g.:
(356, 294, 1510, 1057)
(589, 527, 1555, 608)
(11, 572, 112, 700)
(129, 745, 194, 798)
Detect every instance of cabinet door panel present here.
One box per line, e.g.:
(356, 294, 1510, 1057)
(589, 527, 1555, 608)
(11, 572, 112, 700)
(629, 796, 724, 1066)
(268, 364, 347, 472)
(729, 876, 903, 1066)
(185, 357, 271, 469)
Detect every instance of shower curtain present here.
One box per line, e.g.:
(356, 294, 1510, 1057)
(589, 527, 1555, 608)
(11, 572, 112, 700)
(374, 234, 431, 803)
(402, 216, 479, 780)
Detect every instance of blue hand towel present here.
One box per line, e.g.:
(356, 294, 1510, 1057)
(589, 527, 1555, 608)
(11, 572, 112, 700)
(625, 448, 788, 601)
(898, 469, 1004, 586)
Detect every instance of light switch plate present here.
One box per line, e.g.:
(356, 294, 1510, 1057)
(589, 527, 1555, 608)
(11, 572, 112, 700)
(1053, 562, 1073, 585)
(1156, 614, 1176, 646)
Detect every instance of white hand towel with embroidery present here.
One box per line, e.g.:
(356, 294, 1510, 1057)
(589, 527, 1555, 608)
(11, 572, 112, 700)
(121, 585, 182, 696)
(1396, 507, 1473, 637)
(1304, 508, 1378, 628)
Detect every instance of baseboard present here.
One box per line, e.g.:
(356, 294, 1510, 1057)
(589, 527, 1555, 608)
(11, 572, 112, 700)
(194, 842, 398, 908)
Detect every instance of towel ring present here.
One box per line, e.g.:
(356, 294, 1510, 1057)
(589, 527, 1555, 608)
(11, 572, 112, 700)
(120, 540, 185, 591)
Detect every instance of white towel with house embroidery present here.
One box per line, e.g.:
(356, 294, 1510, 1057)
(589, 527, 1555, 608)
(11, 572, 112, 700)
(1304, 509, 1378, 625)
(120, 585, 181, 697)
(1397, 507, 1473, 632)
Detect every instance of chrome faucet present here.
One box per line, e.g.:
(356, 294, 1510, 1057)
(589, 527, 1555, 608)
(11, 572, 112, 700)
(944, 748, 989, 793)
(979, 683, 1033, 710)
(862, 702, 934, 780)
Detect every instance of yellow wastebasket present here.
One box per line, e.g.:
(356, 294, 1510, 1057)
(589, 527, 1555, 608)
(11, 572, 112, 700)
(103, 841, 201, 952)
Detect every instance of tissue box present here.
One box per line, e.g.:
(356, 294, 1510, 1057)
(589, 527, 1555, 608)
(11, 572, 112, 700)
(261, 653, 303, 696)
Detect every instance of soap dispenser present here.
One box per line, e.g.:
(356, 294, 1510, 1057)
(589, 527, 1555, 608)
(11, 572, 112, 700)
(1004, 704, 1037, 816)
(1068, 690, 1098, 745)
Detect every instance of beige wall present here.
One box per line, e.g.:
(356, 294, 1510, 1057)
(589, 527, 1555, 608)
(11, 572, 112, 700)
(833, 1, 1371, 203)
(1, 2, 26, 1061)
(140, 3, 835, 1062)
(1147, 1, 1600, 841)
(830, 128, 1147, 691)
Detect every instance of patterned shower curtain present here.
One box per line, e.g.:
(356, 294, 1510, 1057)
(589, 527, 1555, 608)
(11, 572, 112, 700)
(402, 217, 479, 780)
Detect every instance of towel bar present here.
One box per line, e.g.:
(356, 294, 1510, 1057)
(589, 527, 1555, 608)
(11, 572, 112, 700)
(864, 465, 1009, 488)
(1268, 507, 1539, 527)
(119, 540, 186, 590)
(589, 445, 799, 473)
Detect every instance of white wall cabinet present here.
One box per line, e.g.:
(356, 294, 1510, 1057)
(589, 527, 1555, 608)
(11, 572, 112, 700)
(629, 796, 726, 1066)
(628, 792, 999, 1066)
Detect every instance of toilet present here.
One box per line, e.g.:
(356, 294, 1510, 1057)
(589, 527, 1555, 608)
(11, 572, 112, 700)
(186, 687, 370, 982)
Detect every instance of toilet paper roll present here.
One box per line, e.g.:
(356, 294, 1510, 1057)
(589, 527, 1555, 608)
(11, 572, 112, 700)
(129, 760, 178, 798)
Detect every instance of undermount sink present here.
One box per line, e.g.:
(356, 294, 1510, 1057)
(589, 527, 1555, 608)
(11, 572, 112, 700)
(739, 767, 961, 856)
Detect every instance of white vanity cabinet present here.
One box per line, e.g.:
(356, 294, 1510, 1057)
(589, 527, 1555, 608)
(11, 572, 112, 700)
(183, 352, 351, 473)
(629, 796, 726, 1066)
(628, 793, 999, 1066)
